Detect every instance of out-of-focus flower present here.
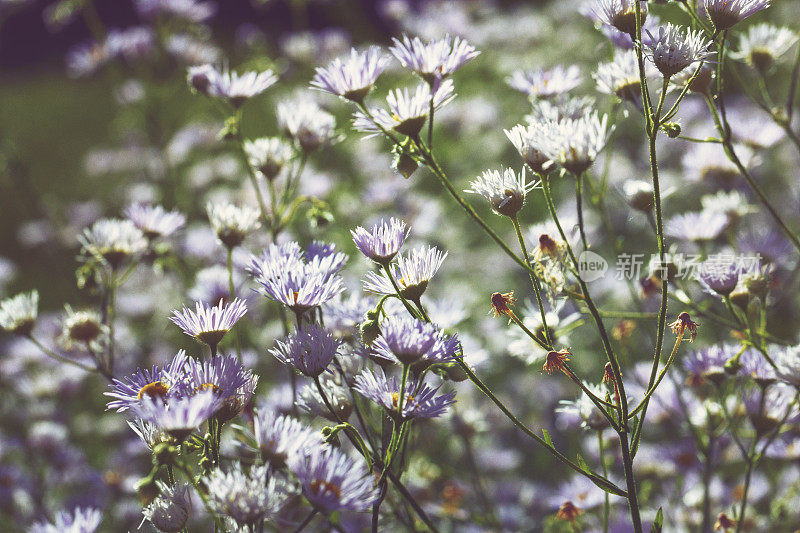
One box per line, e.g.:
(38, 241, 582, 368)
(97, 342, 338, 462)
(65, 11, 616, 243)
(532, 111, 611, 174)
(244, 137, 294, 181)
(665, 212, 729, 243)
(594, 0, 646, 36)
(701, 0, 771, 31)
(80, 218, 147, 268)
(142, 481, 191, 533)
(311, 46, 390, 102)
(297, 373, 353, 421)
(277, 99, 337, 152)
(744, 384, 797, 435)
(354, 367, 456, 419)
(270, 323, 341, 377)
(59, 306, 107, 349)
(135, 0, 216, 23)
(466, 167, 539, 218)
(132, 389, 220, 441)
(556, 382, 609, 430)
(206, 202, 261, 249)
(207, 66, 278, 107)
(253, 410, 322, 467)
(124, 204, 186, 239)
(647, 24, 713, 77)
(594, 49, 652, 105)
(507, 65, 581, 98)
(389, 34, 479, 85)
(169, 298, 248, 349)
(30, 507, 102, 533)
(351, 217, 409, 266)
(363, 245, 447, 301)
(732, 23, 798, 73)
(773, 345, 800, 387)
(206, 463, 288, 527)
(0, 290, 38, 336)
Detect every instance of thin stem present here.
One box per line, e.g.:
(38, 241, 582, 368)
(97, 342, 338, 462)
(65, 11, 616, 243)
(381, 264, 420, 319)
(598, 431, 610, 533)
(386, 471, 441, 533)
(26, 335, 103, 377)
(629, 334, 683, 419)
(575, 172, 588, 251)
(735, 438, 759, 533)
(293, 510, 318, 533)
(511, 215, 553, 348)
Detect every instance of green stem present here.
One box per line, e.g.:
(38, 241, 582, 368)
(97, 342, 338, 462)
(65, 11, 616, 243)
(511, 215, 553, 348)
(599, 431, 610, 533)
(381, 264, 420, 319)
(575, 172, 588, 250)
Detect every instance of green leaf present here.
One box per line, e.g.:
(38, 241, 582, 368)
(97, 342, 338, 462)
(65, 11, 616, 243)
(542, 428, 554, 448)
(576, 454, 590, 473)
(651, 507, 663, 533)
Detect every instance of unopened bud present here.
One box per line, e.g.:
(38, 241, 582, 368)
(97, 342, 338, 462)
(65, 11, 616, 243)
(662, 122, 681, 138)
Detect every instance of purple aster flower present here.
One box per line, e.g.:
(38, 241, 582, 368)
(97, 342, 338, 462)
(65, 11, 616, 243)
(507, 65, 581, 99)
(184, 353, 252, 404)
(323, 293, 375, 338)
(133, 389, 220, 441)
(739, 349, 777, 386)
(371, 315, 455, 366)
(253, 410, 322, 467)
(744, 383, 797, 435)
(169, 298, 248, 351)
(105, 350, 189, 412)
(697, 256, 743, 296)
(738, 226, 793, 268)
(189, 265, 242, 305)
(305, 241, 348, 279)
(206, 463, 289, 528)
(701, 0, 771, 31)
(269, 323, 341, 377)
(288, 447, 378, 513)
(123, 203, 186, 239)
(30, 507, 102, 533)
(389, 34, 479, 85)
(363, 245, 447, 301)
(351, 217, 409, 266)
(665, 212, 729, 242)
(353, 367, 456, 420)
(311, 46, 390, 102)
(599, 14, 660, 50)
(683, 344, 738, 386)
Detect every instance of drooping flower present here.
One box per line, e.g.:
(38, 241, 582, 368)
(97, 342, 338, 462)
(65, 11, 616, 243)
(79, 218, 147, 268)
(169, 298, 248, 350)
(701, 0, 771, 31)
(277, 98, 337, 153)
(124, 203, 186, 240)
(206, 463, 289, 528)
(244, 137, 294, 181)
(269, 323, 341, 377)
(466, 167, 539, 218)
(507, 65, 581, 98)
(363, 245, 447, 301)
(489, 291, 517, 319)
(351, 217, 409, 266)
(668, 312, 699, 342)
(0, 290, 38, 336)
(142, 481, 191, 533)
(105, 350, 188, 412)
(30, 507, 102, 533)
(732, 23, 798, 74)
(311, 46, 390, 102)
(353, 80, 455, 138)
(354, 367, 456, 420)
(206, 202, 261, 249)
(389, 34, 479, 84)
(542, 349, 572, 376)
(647, 24, 714, 77)
(253, 410, 322, 467)
(555, 501, 584, 524)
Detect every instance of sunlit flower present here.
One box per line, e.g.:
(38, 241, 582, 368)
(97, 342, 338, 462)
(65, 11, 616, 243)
(354, 367, 456, 420)
(0, 290, 38, 336)
(277, 98, 337, 152)
(30, 507, 102, 533)
(647, 24, 714, 78)
(505, 123, 551, 173)
(270, 323, 341, 377)
(244, 137, 294, 181)
(132, 389, 220, 441)
(351, 217, 409, 266)
(206, 202, 261, 249)
(371, 315, 455, 365)
(253, 410, 322, 467)
(124, 203, 186, 239)
(79, 218, 147, 268)
(363, 245, 447, 301)
(665, 211, 729, 243)
(206, 463, 288, 527)
(466, 167, 539, 218)
(533, 111, 611, 174)
(105, 350, 189, 412)
(211, 67, 277, 107)
(389, 34, 479, 84)
(732, 23, 798, 73)
(701, 0, 770, 31)
(169, 298, 248, 349)
(507, 65, 581, 98)
(594, 0, 646, 35)
(311, 46, 390, 102)
(594, 49, 651, 105)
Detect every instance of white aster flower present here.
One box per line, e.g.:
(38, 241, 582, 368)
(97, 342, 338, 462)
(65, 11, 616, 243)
(206, 202, 261, 249)
(533, 111, 612, 174)
(311, 46, 391, 102)
(466, 167, 539, 218)
(732, 23, 798, 74)
(594, 0, 646, 36)
(389, 34, 479, 84)
(594, 49, 652, 105)
(701, 0, 771, 31)
(647, 24, 714, 78)
(277, 99, 337, 153)
(79, 218, 147, 268)
(244, 137, 294, 180)
(0, 290, 38, 335)
(507, 65, 582, 99)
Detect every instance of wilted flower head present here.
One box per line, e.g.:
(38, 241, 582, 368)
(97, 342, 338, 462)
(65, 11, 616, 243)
(30, 507, 102, 533)
(533, 111, 611, 174)
(206, 463, 288, 527)
(556, 501, 584, 524)
(594, 0, 646, 35)
(668, 312, 699, 342)
(732, 23, 798, 73)
(253, 410, 321, 467)
(363, 245, 447, 301)
(351, 217, 409, 266)
(311, 46, 390, 102)
(206, 202, 261, 249)
(353, 80, 455, 138)
(277, 99, 337, 152)
(169, 298, 248, 349)
(543, 349, 572, 376)
(354, 367, 456, 420)
(124, 203, 186, 239)
(507, 65, 581, 98)
(490, 291, 517, 319)
(0, 290, 38, 336)
(701, 0, 771, 31)
(244, 137, 294, 181)
(466, 167, 538, 218)
(80, 218, 147, 268)
(142, 481, 191, 533)
(647, 24, 714, 77)
(389, 34, 479, 84)
(270, 323, 341, 377)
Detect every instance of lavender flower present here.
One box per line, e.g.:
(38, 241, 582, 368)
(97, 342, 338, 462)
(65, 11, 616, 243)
(371, 315, 456, 365)
(123, 203, 186, 239)
(353, 367, 456, 419)
(79, 218, 147, 268)
(351, 217, 409, 266)
(683, 344, 738, 386)
(142, 481, 191, 533)
(277, 99, 337, 153)
(311, 46, 390, 102)
(206, 202, 261, 249)
(363, 245, 447, 301)
(297, 373, 353, 422)
(30, 507, 102, 533)
(353, 80, 455, 138)
(0, 290, 38, 335)
(104, 351, 188, 412)
(269, 323, 341, 377)
(507, 65, 581, 98)
(697, 256, 743, 296)
(744, 383, 797, 435)
(206, 463, 288, 527)
(169, 298, 248, 349)
(647, 24, 714, 77)
(184, 354, 253, 404)
(289, 447, 378, 512)
(466, 167, 539, 218)
(132, 389, 220, 441)
(210, 67, 278, 107)
(389, 34, 479, 84)
(701, 0, 771, 31)
(740, 349, 777, 387)
(665, 212, 729, 242)
(244, 137, 294, 181)
(253, 410, 322, 467)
